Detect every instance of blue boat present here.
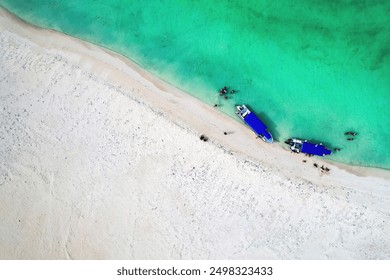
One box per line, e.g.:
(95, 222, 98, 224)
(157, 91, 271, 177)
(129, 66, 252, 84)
(236, 105, 273, 143)
(285, 138, 332, 156)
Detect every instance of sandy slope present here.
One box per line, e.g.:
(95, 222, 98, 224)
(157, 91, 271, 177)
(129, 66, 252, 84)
(0, 9, 389, 259)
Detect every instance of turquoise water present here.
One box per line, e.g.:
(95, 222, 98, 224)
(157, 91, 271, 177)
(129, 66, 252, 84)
(1, 0, 389, 169)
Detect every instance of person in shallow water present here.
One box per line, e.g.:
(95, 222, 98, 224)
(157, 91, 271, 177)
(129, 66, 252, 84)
(219, 86, 229, 95)
(347, 138, 354, 141)
(345, 131, 357, 136)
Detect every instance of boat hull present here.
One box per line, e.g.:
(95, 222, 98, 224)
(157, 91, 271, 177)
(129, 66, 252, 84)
(236, 105, 273, 143)
(286, 138, 331, 156)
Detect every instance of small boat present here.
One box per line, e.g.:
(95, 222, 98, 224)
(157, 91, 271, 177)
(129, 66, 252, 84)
(236, 104, 273, 143)
(285, 138, 331, 156)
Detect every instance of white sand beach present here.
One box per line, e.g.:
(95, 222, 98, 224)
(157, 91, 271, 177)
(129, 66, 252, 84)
(1, 9, 390, 259)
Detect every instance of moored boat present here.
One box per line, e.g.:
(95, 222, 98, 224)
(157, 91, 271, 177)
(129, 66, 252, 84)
(285, 138, 331, 156)
(236, 105, 273, 143)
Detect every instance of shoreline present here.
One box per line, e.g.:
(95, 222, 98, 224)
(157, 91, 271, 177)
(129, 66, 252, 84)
(1, 9, 388, 179)
(1, 8, 390, 259)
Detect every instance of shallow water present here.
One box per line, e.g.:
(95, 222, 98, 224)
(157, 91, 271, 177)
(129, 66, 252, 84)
(1, 0, 389, 169)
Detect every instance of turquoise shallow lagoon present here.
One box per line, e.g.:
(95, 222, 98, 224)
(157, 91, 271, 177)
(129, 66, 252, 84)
(1, 0, 389, 169)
